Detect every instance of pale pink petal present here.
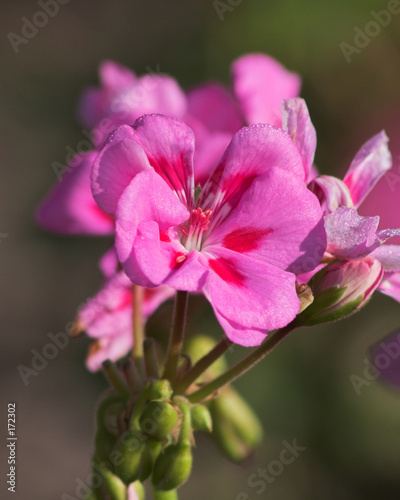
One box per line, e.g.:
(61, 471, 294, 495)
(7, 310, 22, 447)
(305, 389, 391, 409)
(282, 98, 316, 181)
(92, 125, 152, 215)
(371, 245, 400, 272)
(325, 207, 381, 259)
(203, 248, 299, 346)
(36, 152, 114, 235)
(344, 131, 392, 208)
(378, 272, 400, 303)
(115, 169, 191, 287)
(186, 82, 242, 134)
(204, 167, 326, 274)
(198, 124, 305, 215)
(309, 175, 354, 215)
(232, 53, 301, 126)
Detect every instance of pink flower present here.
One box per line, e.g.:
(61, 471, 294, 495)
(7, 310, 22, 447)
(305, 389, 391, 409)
(37, 55, 300, 236)
(76, 250, 174, 371)
(36, 152, 114, 235)
(92, 114, 326, 346)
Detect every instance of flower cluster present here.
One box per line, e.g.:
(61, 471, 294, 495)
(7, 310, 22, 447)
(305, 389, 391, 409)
(38, 53, 400, 497)
(38, 54, 400, 368)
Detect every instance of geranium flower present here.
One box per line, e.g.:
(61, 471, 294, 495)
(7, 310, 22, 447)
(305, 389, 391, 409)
(75, 249, 174, 371)
(37, 54, 300, 236)
(92, 114, 326, 345)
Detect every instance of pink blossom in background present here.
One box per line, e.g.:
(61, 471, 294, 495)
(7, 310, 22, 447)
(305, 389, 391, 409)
(36, 152, 114, 235)
(37, 54, 301, 236)
(92, 114, 326, 346)
(76, 252, 174, 371)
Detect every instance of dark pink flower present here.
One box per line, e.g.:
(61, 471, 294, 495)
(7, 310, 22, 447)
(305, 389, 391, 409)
(92, 114, 325, 346)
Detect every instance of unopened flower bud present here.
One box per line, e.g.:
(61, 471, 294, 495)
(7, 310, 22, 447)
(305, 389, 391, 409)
(152, 443, 193, 491)
(128, 481, 145, 500)
(297, 257, 383, 326)
(210, 386, 263, 463)
(146, 379, 173, 401)
(190, 404, 212, 433)
(139, 401, 179, 440)
(93, 462, 127, 500)
(113, 429, 153, 485)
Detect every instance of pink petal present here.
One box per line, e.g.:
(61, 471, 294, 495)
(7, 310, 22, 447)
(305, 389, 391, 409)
(232, 53, 301, 126)
(130, 115, 195, 206)
(378, 272, 400, 303)
(309, 175, 354, 215)
(92, 125, 152, 215)
(203, 248, 299, 346)
(205, 167, 326, 274)
(344, 131, 392, 208)
(110, 75, 187, 127)
(325, 207, 380, 259)
(193, 131, 232, 187)
(186, 82, 242, 134)
(36, 152, 114, 235)
(198, 124, 305, 215)
(282, 98, 316, 182)
(115, 169, 193, 287)
(99, 247, 119, 278)
(371, 245, 400, 272)
(99, 60, 136, 89)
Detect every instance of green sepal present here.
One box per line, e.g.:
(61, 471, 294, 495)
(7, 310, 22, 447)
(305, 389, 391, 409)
(190, 404, 212, 433)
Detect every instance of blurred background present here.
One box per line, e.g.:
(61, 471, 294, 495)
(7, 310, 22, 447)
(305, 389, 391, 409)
(1, 0, 400, 498)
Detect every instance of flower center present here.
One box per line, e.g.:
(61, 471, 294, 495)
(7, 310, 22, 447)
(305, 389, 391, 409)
(181, 208, 212, 252)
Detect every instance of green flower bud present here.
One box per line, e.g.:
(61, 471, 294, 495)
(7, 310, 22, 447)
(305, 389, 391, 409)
(139, 401, 179, 440)
(113, 429, 153, 485)
(190, 404, 212, 433)
(210, 386, 263, 463)
(130, 480, 145, 500)
(152, 443, 193, 491)
(297, 258, 383, 326)
(146, 379, 173, 401)
(92, 462, 127, 500)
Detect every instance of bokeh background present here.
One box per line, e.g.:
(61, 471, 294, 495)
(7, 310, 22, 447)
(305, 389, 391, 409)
(2, 0, 400, 498)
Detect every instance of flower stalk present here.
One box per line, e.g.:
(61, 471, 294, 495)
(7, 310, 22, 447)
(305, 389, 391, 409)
(163, 291, 189, 385)
(187, 322, 298, 404)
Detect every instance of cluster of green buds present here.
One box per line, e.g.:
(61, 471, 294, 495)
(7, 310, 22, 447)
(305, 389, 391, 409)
(89, 333, 264, 499)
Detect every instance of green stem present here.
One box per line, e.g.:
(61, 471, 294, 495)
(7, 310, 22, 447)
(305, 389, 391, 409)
(163, 291, 189, 384)
(102, 360, 130, 400)
(187, 322, 297, 404)
(173, 338, 233, 395)
(132, 285, 145, 377)
(152, 487, 178, 500)
(144, 338, 160, 379)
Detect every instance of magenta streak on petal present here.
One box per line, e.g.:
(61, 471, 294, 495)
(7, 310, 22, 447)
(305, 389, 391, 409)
(160, 232, 171, 242)
(222, 227, 274, 253)
(208, 257, 245, 287)
(170, 250, 187, 269)
(147, 153, 188, 201)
